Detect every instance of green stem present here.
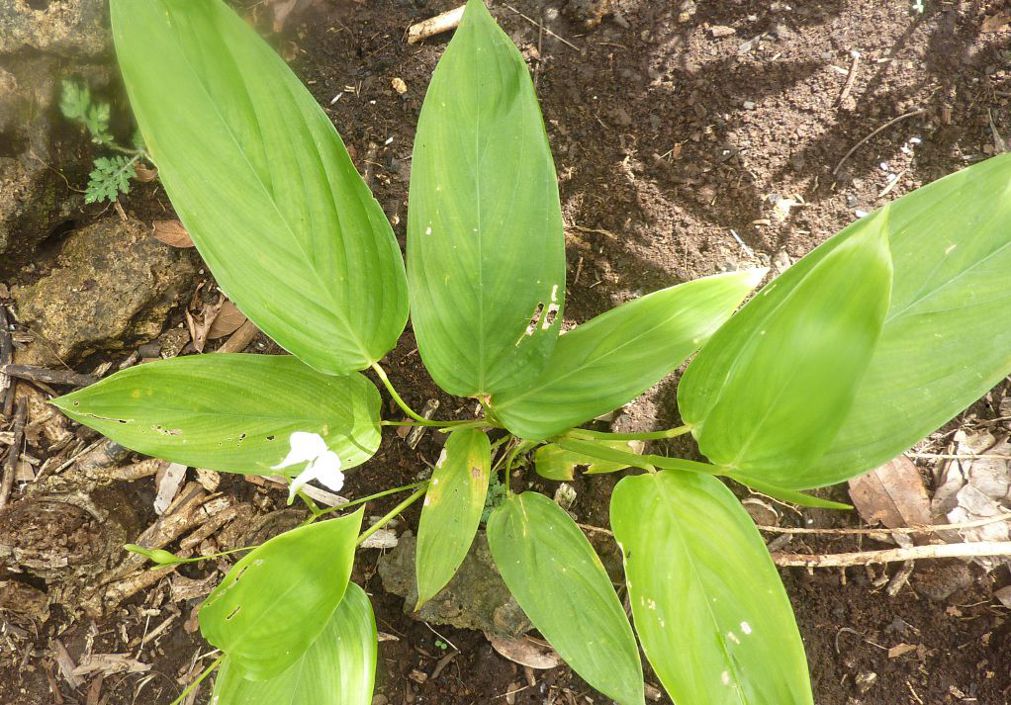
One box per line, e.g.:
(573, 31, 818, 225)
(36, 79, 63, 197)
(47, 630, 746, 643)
(371, 362, 426, 422)
(356, 486, 428, 546)
(311, 479, 430, 522)
(168, 655, 223, 705)
(565, 425, 693, 442)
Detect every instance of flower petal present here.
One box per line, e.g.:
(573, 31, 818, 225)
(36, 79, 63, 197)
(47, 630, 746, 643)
(311, 451, 345, 492)
(272, 431, 329, 469)
(287, 464, 318, 504)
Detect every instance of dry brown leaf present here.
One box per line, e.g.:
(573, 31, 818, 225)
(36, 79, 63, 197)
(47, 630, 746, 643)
(485, 633, 562, 670)
(848, 456, 932, 535)
(207, 300, 247, 340)
(134, 164, 159, 182)
(982, 10, 1011, 32)
(72, 654, 150, 677)
(152, 219, 194, 248)
(185, 285, 223, 353)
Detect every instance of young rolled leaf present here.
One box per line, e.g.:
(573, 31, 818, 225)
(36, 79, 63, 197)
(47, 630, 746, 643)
(493, 270, 764, 439)
(408, 0, 566, 397)
(199, 508, 364, 680)
(487, 492, 644, 705)
(211, 582, 377, 705)
(415, 428, 491, 609)
(52, 354, 381, 476)
(677, 217, 893, 487)
(533, 440, 644, 481)
(799, 154, 1011, 486)
(611, 471, 813, 705)
(111, 0, 408, 374)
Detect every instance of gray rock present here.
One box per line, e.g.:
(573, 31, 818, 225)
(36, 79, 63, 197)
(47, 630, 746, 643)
(15, 216, 197, 361)
(0, 0, 109, 57)
(378, 533, 531, 638)
(0, 54, 109, 268)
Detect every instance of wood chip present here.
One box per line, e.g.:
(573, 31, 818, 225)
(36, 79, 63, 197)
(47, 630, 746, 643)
(154, 462, 188, 515)
(888, 642, 918, 659)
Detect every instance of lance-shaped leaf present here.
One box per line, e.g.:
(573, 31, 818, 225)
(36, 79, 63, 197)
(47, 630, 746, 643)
(677, 217, 893, 486)
(199, 508, 364, 680)
(611, 471, 813, 705)
(111, 0, 408, 374)
(799, 154, 1011, 487)
(487, 492, 644, 705)
(492, 270, 764, 439)
(415, 428, 491, 609)
(407, 0, 566, 397)
(52, 354, 381, 476)
(211, 582, 377, 705)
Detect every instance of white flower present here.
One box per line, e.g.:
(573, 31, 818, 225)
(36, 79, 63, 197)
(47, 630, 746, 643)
(272, 431, 344, 504)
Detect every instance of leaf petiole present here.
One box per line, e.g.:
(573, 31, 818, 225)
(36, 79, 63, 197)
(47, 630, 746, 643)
(564, 425, 692, 442)
(355, 486, 428, 546)
(371, 362, 427, 422)
(310, 479, 431, 522)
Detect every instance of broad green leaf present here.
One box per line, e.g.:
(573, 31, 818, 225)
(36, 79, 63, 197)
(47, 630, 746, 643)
(798, 154, 1011, 486)
(534, 440, 645, 481)
(493, 270, 764, 439)
(611, 471, 812, 705)
(407, 0, 566, 397)
(212, 582, 377, 705)
(111, 0, 408, 374)
(199, 508, 364, 680)
(678, 218, 893, 486)
(487, 492, 644, 705)
(52, 354, 381, 476)
(415, 429, 491, 609)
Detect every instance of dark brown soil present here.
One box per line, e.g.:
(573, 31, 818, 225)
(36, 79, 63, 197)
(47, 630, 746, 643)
(5, 1, 1011, 704)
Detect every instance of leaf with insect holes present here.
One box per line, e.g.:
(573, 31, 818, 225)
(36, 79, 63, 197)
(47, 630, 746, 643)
(492, 270, 764, 440)
(611, 471, 813, 705)
(111, 0, 408, 375)
(85, 156, 135, 203)
(415, 428, 491, 609)
(52, 354, 381, 476)
(487, 492, 644, 705)
(408, 0, 566, 397)
(199, 508, 364, 680)
(211, 582, 377, 705)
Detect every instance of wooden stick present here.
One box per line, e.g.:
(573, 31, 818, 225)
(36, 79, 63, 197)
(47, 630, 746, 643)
(757, 514, 1011, 536)
(216, 320, 259, 354)
(0, 398, 27, 511)
(407, 5, 465, 44)
(0, 308, 13, 419)
(772, 541, 1011, 568)
(1, 363, 97, 388)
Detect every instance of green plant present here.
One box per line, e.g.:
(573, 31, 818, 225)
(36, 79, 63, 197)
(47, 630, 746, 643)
(52, 1, 1011, 703)
(59, 78, 149, 203)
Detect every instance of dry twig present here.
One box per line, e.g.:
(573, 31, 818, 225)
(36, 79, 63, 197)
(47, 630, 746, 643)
(0, 308, 12, 419)
(407, 5, 465, 44)
(1, 363, 97, 388)
(772, 540, 1011, 568)
(832, 108, 926, 176)
(0, 398, 26, 510)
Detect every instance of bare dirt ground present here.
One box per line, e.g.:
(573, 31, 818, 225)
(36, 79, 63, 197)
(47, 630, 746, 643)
(4, 1, 1011, 703)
